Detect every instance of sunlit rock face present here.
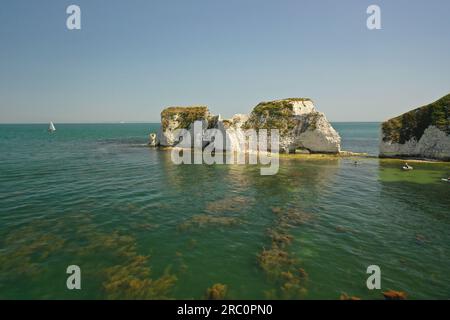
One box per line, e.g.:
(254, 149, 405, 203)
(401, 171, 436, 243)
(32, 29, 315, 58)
(157, 106, 211, 148)
(156, 98, 341, 154)
(243, 99, 341, 153)
(201, 114, 250, 152)
(380, 94, 450, 160)
(380, 126, 450, 160)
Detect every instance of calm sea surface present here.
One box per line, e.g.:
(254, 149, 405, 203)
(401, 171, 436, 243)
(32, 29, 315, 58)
(0, 122, 449, 299)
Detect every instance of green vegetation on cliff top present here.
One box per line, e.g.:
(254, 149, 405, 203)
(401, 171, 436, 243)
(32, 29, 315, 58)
(159, 99, 314, 133)
(382, 94, 450, 143)
(244, 98, 315, 133)
(251, 98, 312, 116)
(161, 106, 209, 130)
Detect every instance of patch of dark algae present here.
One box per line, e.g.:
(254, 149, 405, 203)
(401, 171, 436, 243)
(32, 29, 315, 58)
(257, 206, 313, 299)
(205, 283, 228, 300)
(0, 216, 177, 299)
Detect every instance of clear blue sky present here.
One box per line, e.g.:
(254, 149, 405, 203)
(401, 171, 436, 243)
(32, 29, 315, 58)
(1, 0, 449, 123)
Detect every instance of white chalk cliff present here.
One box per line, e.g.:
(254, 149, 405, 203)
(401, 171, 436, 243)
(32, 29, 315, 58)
(379, 94, 450, 161)
(380, 126, 450, 160)
(155, 98, 341, 154)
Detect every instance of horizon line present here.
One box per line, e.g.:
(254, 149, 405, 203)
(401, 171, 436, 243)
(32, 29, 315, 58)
(0, 120, 383, 125)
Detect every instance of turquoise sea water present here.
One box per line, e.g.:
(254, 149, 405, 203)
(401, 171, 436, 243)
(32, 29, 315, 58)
(0, 123, 449, 299)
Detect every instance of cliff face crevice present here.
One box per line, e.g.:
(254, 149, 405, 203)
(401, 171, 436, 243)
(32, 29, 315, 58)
(380, 94, 450, 160)
(155, 98, 341, 154)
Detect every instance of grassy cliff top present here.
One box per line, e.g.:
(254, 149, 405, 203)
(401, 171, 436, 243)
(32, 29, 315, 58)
(161, 106, 209, 130)
(243, 99, 309, 133)
(161, 106, 208, 117)
(382, 94, 450, 143)
(252, 98, 312, 117)
(273, 98, 313, 103)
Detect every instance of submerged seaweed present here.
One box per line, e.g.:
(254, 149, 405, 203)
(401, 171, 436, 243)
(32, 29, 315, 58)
(103, 255, 177, 300)
(257, 206, 313, 299)
(0, 222, 66, 280)
(258, 246, 296, 277)
(268, 228, 294, 247)
(205, 196, 254, 213)
(383, 290, 407, 300)
(0, 217, 177, 299)
(272, 207, 315, 228)
(178, 214, 241, 231)
(340, 293, 361, 300)
(205, 283, 228, 300)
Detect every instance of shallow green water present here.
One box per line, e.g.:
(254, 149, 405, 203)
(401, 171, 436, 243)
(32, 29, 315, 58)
(0, 123, 449, 299)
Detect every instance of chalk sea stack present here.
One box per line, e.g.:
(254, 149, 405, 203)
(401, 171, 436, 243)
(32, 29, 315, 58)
(155, 98, 341, 154)
(243, 98, 341, 153)
(380, 94, 450, 161)
(156, 106, 212, 147)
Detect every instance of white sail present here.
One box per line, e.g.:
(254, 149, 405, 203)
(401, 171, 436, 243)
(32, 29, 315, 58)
(48, 122, 56, 132)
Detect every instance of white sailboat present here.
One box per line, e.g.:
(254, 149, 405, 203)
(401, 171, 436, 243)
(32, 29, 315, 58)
(48, 121, 56, 133)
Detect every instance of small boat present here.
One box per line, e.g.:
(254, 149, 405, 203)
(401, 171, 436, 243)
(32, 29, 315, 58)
(441, 178, 450, 183)
(48, 121, 56, 133)
(402, 166, 413, 170)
